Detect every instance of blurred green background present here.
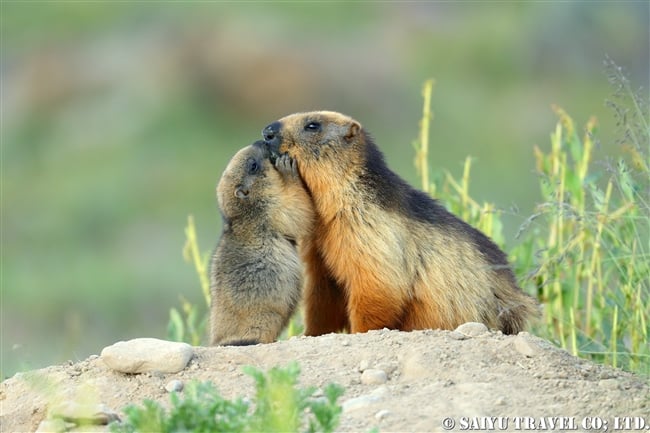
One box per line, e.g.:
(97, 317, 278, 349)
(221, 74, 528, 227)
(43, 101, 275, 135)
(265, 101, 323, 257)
(2, 2, 648, 379)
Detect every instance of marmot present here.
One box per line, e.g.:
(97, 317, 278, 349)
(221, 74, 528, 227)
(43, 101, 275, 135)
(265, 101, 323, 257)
(209, 140, 314, 345)
(262, 111, 539, 335)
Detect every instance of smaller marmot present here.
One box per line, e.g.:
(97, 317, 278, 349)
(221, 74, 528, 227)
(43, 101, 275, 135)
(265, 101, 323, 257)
(209, 140, 314, 345)
(262, 111, 539, 336)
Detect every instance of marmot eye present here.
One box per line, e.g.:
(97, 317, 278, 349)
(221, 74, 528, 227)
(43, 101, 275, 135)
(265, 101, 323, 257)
(304, 121, 321, 132)
(247, 158, 260, 174)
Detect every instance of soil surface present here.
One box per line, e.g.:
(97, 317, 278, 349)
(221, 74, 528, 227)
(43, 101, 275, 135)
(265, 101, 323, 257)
(1, 328, 649, 433)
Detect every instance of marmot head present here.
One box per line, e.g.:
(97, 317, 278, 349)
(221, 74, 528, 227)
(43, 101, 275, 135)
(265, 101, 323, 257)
(261, 111, 365, 181)
(217, 141, 277, 219)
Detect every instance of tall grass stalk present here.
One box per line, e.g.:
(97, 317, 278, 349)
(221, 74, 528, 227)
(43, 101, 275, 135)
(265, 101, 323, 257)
(414, 79, 435, 194)
(182, 215, 211, 306)
(167, 215, 212, 345)
(414, 67, 649, 374)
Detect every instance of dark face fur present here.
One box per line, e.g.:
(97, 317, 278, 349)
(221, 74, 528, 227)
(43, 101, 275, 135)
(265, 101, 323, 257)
(217, 141, 272, 219)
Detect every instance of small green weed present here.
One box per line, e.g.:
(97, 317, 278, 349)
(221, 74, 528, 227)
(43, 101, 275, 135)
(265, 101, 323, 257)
(244, 363, 343, 433)
(109, 363, 344, 433)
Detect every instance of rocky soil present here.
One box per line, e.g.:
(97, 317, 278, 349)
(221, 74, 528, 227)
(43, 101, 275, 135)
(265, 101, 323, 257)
(1, 326, 649, 433)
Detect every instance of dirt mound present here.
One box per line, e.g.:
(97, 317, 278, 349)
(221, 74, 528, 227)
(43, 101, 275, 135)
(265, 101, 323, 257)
(1, 329, 648, 432)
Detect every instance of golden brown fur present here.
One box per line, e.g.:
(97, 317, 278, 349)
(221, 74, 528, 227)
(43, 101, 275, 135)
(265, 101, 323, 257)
(262, 111, 539, 335)
(209, 141, 314, 345)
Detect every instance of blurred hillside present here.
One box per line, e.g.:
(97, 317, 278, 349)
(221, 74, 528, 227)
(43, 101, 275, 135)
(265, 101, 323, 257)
(2, 2, 648, 378)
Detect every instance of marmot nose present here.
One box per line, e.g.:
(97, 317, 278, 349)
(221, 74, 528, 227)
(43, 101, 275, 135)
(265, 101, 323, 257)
(262, 124, 276, 141)
(262, 121, 281, 153)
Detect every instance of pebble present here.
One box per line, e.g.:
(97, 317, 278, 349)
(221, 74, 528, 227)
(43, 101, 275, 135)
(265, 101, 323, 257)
(342, 394, 379, 412)
(342, 386, 389, 412)
(359, 359, 370, 372)
(35, 419, 68, 433)
(401, 353, 430, 380)
(361, 369, 388, 385)
(165, 379, 184, 393)
(375, 409, 391, 420)
(101, 338, 193, 374)
(454, 322, 489, 337)
(513, 335, 540, 357)
(375, 361, 398, 376)
(598, 378, 619, 391)
(597, 371, 616, 380)
(448, 331, 468, 340)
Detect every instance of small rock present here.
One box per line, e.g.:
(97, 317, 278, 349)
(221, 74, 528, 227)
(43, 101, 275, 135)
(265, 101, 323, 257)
(359, 359, 370, 372)
(165, 380, 184, 393)
(454, 322, 488, 337)
(597, 371, 616, 380)
(342, 386, 389, 413)
(361, 369, 388, 385)
(375, 409, 391, 420)
(495, 396, 506, 406)
(149, 370, 166, 379)
(341, 339, 350, 347)
(598, 378, 619, 391)
(372, 385, 389, 398)
(375, 362, 398, 376)
(35, 419, 68, 433)
(513, 335, 540, 357)
(443, 379, 454, 387)
(101, 338, 193, 374)
(401, 353, 430, 380)
(342, 395, 379, 412)
(448, 331, 467, 340)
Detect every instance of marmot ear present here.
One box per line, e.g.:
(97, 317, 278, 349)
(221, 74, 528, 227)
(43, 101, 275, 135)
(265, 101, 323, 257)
(344, 121, 361, 143)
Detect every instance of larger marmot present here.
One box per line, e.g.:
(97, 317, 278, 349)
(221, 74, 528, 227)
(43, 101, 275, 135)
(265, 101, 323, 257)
(262, 111, 539, 335)
(209, 140, 314, 345)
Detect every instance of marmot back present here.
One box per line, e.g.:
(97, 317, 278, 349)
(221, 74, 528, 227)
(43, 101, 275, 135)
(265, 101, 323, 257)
(209, 141, 314, 345)
(262, 111, 539, 336)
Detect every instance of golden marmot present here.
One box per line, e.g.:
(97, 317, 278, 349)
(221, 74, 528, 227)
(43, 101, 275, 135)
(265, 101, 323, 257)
(209, 140, 314, 345)
(262, 111, 539, 335)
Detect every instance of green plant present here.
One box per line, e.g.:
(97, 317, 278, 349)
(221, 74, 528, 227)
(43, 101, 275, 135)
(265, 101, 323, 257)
(109, 363, 344, 433)
(516, 59, 649, 373)
(167, 295, 207, 347)
(412, 81, 505, 248)
(523, 105, 648, 373)
(244, 363, 343, 433)
(414, 62, 649, 374)
(167, 215, 210, 345)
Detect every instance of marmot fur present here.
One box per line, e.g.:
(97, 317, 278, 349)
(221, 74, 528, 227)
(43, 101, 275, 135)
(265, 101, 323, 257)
(209, 141, 314, 345)
(262, 111, 539, 335)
